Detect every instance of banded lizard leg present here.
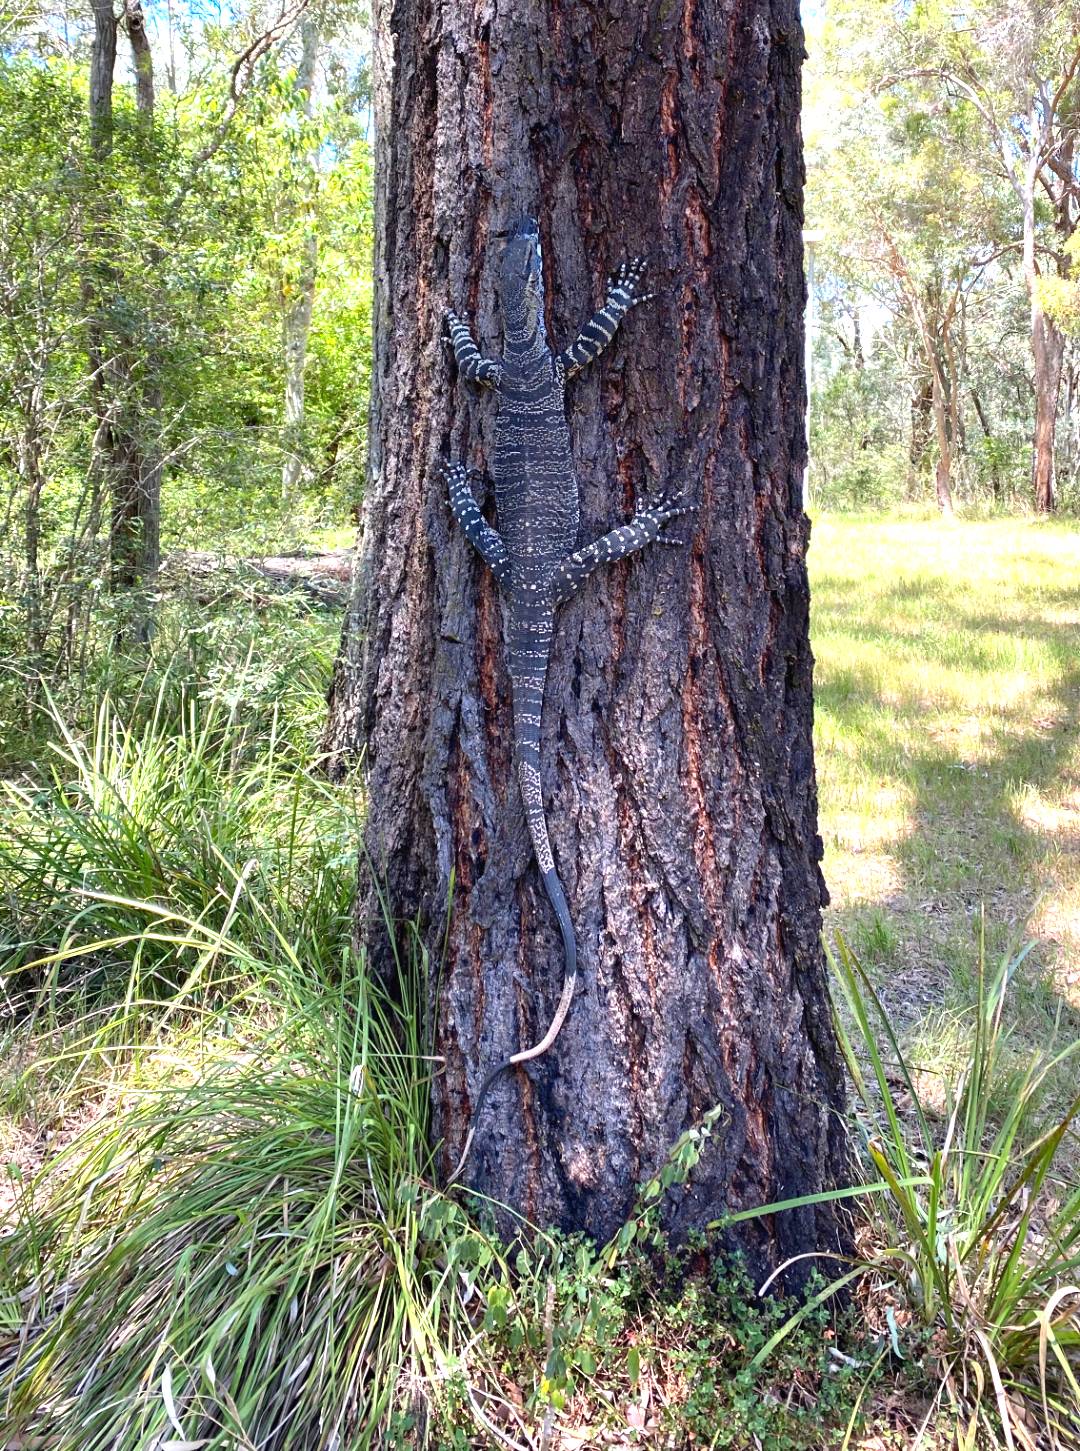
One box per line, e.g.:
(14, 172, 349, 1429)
(439, 462, 511, 586)
(554, 491, 691, 604)
(558, 258, 655, 379)
(446, 311, 502, 388)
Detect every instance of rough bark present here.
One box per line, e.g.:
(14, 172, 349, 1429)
(1023, 158, 1063, 514)
(930, 369, 955, 517)
(89, 0, 117, 154)
(326, 0, 848, 1281)
(910, 373, 932, 475)
(124, 0, 154, 114)
(1031, 308, 1064, 513)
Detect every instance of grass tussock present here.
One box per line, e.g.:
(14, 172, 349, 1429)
(828, 932, 1080, 1448)
(1, 687, 359, 1002)
(0, 952, 500, 1449)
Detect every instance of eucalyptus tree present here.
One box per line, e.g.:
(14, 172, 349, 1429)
(323, 0, 849, 1272)
(900, 0, 1080, 511)
(0, 62, 89, 685)
(0, 0, 375, 686)
(806, 10, 1014, 513)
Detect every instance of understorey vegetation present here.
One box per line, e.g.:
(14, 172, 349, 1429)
(2, 546, 1078, 1448)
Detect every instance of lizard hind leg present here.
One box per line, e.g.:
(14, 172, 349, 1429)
(554, 488, 694, 603)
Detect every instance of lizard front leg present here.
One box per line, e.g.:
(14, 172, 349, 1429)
(554, 490, 690, 604)
(446, 310, 501, 389)
(440, 462, 511, 586)
(558, 258, 655, 380)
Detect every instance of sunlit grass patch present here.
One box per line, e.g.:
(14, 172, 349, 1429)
(810, 514, 1080, 1060)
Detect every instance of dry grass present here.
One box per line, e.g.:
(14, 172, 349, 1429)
(811, 512, 1080, 1100)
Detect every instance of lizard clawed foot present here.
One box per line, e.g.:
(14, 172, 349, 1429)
(607, 256, 655, 309)
(634, 490, 695, 544)
(436, 459, 470, 502)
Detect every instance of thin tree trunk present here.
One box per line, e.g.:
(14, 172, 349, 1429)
(931, 368, 955, 516)
(88, 0, 117, 154)
(125, 0, 154, 113)
(86, 0, 161, 614)
(110, 0, 161, 606)
(910, 372, 933, 477)
(86, 0, 117, 557)
(19, 403, 47, 670)
(1023, 160, 1063, 513)
(969, 383, 1001, 501)
(281, 16, 320, 502)
(325, 0, 848, 1280)
(1032, 309, 1064, 512)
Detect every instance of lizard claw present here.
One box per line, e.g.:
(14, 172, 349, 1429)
(607, 256, 654, 308)
(636, 490, 695, 541)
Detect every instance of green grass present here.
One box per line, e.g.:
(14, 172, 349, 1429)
(2, 513, 1079, 1446)
(810, 514, 1080, 1092)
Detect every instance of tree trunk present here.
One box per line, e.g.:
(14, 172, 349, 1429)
(88, 0, 117, 154)
(910, 372, 933, 477)
(87, 0, 161, 613)
(325, 0, 848, 1281)
(931, 367, 955, 517)
(124, 0, 154, 114)
(1023, 161, 1063, 514)
(1032, 308, 1064, 513)
(281, 16, 321, 503)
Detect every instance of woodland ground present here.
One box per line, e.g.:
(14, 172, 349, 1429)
(2, 508, 1079, 1215)
(811, 513, 1080, 1103)
(0, 511, 1078, 1447)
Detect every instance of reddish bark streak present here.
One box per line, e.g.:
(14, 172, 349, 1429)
(681, 552, 723, 913)
(660, 70, 680, 206)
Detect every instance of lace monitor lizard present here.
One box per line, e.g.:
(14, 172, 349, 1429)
(441, 216, 689, 1182)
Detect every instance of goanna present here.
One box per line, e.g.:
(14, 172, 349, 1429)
(441, 216, 689, 1181)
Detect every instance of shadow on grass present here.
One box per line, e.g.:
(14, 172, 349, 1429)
(811, 563, 1080, 1098)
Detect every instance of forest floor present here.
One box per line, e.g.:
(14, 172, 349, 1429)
(811, 513, 1080, 1105)
(2, 511, 1079, 1447)
(5, 514, 1079, 1183)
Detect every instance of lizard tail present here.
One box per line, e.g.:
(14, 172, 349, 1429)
(446, 671, 578, 1185)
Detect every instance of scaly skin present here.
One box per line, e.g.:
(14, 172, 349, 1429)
(441, 217, 689, 1183)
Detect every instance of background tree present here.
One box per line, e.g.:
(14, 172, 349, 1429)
(324, 0, 848, 1273)
(805, 0, 1021, 513)
(0, 0, 373, 716)
(922, 0, 1080, 513)
(802, 0, 1080, 513)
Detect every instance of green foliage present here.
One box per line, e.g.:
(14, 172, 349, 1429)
(804, 0, 1080, 512)
(0, 949, 500, 1449)
(810, 361, 912, 510)
(823, 932, 1080, 1445)
(0, 13, 372, 678)
(0, 595, 349, 997)
(1039, 234, 1080, 338)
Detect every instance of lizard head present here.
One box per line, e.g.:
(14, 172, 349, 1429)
(500, 216, 546, 342)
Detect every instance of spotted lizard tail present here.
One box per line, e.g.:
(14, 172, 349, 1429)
(446, 610, 577, 1185)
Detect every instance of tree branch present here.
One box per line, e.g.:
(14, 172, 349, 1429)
(169, 0, 311, 217)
